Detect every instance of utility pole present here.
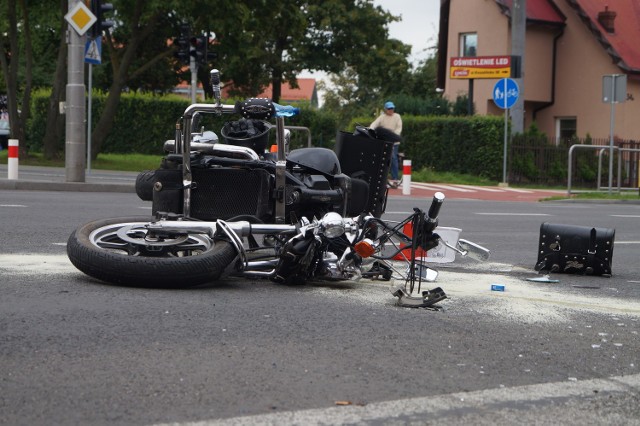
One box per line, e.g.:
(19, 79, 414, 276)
(510, 0, 526, 134)
(65, 0, 86, 182)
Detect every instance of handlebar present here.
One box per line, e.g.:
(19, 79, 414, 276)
(210, 69, 221, 105)
(178, 70, 301, 121)
(427, 192, 445, 220)
(182, 99, 299, 120)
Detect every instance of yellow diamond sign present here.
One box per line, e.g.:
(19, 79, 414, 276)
(65, 1, 97, 36)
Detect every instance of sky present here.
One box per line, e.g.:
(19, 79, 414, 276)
(374, 0, 441, 65)
(300, 0, 441, 98)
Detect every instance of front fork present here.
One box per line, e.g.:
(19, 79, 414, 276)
(274, 116, 287, 223)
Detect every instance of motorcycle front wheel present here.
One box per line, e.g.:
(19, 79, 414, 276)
(67, 216, 238, 288)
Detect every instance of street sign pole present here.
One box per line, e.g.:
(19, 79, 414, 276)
(493, 78, 519, 186)
(87, 63, 93, 174)
(190, 57, 197, 103)
(608, 78, 615, 194)
(65, 0, 88, 183)
(603, 74, 627, 194)
(84, 36, 102, 175)
(503, 78, 508, 184)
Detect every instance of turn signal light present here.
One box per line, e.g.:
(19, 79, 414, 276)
(354, 239, 375, 258)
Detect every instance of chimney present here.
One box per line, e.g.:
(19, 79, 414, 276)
(598, 5, 617, 33)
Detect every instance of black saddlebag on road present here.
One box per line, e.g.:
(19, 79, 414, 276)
(535, 222, 615, 277)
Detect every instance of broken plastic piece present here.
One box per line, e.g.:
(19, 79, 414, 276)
(526, 275, 560, 283)
(391, 285, 447, 308)
(362, 261, 392, 281)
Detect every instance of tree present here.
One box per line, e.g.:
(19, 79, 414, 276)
(42, 0, 68, 159)
(320, 44, 455, 120)
(406, 54, 439, 98)
(2, 0, 411, 159)
(0, 0, 34, 157)
(215, 0, 409, 103)
(89, 0, 185, 158)
(88, 0, 249, 159)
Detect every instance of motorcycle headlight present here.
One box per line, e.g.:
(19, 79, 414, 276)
(320, 212, 345, 239)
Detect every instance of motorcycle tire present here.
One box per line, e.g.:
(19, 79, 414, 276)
(135, 170, 155, 201)
(67, 216, 238, 288)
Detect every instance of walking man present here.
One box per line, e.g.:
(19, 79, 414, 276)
(370, 101, 402, 187)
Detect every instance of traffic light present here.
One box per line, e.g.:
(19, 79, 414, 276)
(190, 36, 207, 66)
(90, 0, 114, 38)
(174, 25, 190, 65)
(206, 44, 217, 62)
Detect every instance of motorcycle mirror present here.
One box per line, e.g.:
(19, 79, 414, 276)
(283, 129, 291, 152)
(408, 263, 439, 282)
(458, 239, 491, 261)
(191, 112, 202, 133)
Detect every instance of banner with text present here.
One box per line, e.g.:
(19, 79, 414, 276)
(450, 56, 512, 79)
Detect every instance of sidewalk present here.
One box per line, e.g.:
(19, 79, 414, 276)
(1, 164, 637, 203)
(386, 181, 567, 202)
(0, 164, 136, 192)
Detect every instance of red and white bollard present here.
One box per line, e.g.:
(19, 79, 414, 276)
(402, 159, 411, 195)
(8, 139, 19, 180)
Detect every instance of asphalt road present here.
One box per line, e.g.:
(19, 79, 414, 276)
(1, 190, 639, 425)
(0, 164, 576, 201)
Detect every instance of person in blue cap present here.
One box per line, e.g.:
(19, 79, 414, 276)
(370, 101, 402, 187)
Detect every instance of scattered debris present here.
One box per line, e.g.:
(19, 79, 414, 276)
(361, 262, 392, 281)
(491, 284, 505, 292)
(335, 401, 366, 407)
(526, 275, 559, 283)
(391, 285, 447, 308)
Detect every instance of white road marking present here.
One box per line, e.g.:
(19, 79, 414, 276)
(410, 182, 460, 192)
(475, 213, 551, 216)
(610, 215, 640, 218)
(0, 204, 27, 207)
(413, 182, 476, 192)
(615, 241, 640, 244)
(499, 187, 539, 193)
(456, 184, 504, 192)
(407, 183, 567, 194)
(152, 374, 640, 426)
(0, 254, 74, 274)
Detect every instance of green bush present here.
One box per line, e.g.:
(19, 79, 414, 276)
(27, 91, 340, 155)
(28, 90, 192, 155)
(348, 114, 505, 180)
(27, 91, 516, 182)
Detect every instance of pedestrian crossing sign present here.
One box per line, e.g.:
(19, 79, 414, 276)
(85, 37, 102, 65)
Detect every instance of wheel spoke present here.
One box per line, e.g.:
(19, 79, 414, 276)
(89, 222, 214, 257)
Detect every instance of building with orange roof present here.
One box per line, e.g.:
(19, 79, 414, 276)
(176, 77, 318, 107)
(439, 0, 640, 141)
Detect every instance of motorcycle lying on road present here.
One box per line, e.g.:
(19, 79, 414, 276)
(67, 70, 489, 306)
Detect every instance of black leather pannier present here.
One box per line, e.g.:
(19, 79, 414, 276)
(335, 130, 394, 218)
(535, 222, 615, 277)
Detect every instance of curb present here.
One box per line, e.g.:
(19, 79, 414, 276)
(0, 179, 134, 193)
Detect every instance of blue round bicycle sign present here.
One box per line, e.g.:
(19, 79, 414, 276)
(493, 78, 519, 109)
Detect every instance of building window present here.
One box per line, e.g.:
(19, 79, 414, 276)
(460, 33, 477, 57)
(556, 117, 577, 142)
